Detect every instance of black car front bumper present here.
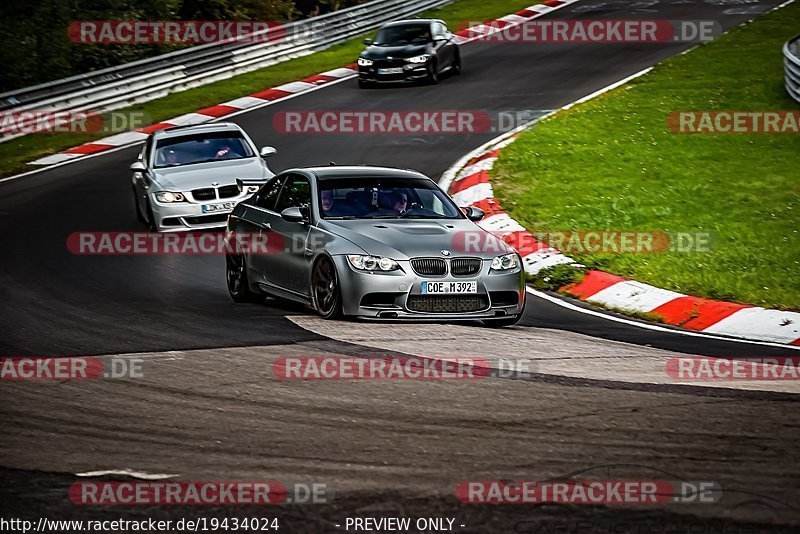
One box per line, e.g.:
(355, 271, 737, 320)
(358, 60, 430, 83)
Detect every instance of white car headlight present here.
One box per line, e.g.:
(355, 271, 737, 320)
(347, 255, 400, 272)
(406, 55, 430, 64)
(491, 253, 520, 271)
(155, 191, 186, 203)
(358, 58, 374, 66)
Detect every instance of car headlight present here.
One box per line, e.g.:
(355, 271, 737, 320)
(491, 253, 520, 271)
(406, 54, 430, 64)
(347, 255, 400, 272)
(246, 185, 260, 193)
(154, 191, 186, 203)
(357, 58, 374, 67)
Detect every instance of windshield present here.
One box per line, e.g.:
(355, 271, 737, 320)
(373, 23, 432, 46)
(154, 132, 255, 168)
(319, 177, 463, 220)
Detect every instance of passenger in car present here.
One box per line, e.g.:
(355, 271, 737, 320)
(321, 190, 359, 217)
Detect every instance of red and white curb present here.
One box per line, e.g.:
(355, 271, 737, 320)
(440, 85, 800, 347)
(29, 0, 581, 167)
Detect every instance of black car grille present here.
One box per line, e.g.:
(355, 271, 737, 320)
(411, 258, 447, 276)
(450, 258, 482, 276)
(218, 185, 240, 199)
(192, 188, 216, 201)
(407, 295, 489, 314)
(374, 58, 406, 69)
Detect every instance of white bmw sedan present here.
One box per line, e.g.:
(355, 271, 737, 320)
(131, 122, 277, 232)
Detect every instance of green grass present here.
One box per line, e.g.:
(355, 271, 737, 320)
(493, 2, 800, 311)
(0, 0, 539, 179)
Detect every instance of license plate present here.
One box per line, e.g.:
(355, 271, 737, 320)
(422, 281, 478, 294)
(202, 202, 236, 213)
(378, 67, 404, 75)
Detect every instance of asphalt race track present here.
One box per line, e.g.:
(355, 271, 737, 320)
(2, 0, 799, 530)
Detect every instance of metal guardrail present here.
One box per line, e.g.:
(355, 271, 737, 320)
(0, 0, 452, 117)
(785, 34, 800, 104)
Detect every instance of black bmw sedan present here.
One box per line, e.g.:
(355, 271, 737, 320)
(357, 19, 461, 87)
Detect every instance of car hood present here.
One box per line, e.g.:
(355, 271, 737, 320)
(361, 43, 430, 60)
(319, 218, 513, 260)
(152, 158, 271, 191)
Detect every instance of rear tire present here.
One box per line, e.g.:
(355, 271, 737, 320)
(312, 256, 343, 319)
(226, 252, 262, 303)
(482, 315, 521, 328)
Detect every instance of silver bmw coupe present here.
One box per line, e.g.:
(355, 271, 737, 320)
(225, 166, 526, 325)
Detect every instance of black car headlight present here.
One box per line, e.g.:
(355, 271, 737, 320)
(357, 58, 374, 67)
(490, 253, 520, 272)
(405, 54, 430, 64)
(347, 255, 400, 272)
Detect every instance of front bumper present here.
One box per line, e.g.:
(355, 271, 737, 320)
(332, 256, 526, 320)
(151, 196, 247, 232)
(358, 63, 429, 83)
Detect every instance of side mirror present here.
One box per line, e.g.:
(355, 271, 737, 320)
(130, 161, 146, 172)
(281, 206, 306, 223)
(237, 178, 267, 193)
(363, 38, 373, 46)
(464, 206, 485, 222)
(260, 146, 277, 158)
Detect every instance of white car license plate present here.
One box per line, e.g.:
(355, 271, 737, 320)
(378, 67, 404, 75)
(202, 202, 236, 213)
(422, 281, 478, 294)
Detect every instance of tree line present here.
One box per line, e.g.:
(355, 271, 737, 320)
(0, 0, 368, 92)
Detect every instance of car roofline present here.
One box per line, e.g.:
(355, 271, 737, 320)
(153, 122, 244, 139)
(379, 19, 442, 28)
(280, 165, 431, 181)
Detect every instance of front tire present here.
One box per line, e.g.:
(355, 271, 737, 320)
(427, 61, 439, 85)
(358, 79, 373, 89)
(133, 188, 146, 224)
(452, 52, 461, 75)
(226, 252, 262, 303)
(312, 256, 343, 319)
(144, 199, 158, 232)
